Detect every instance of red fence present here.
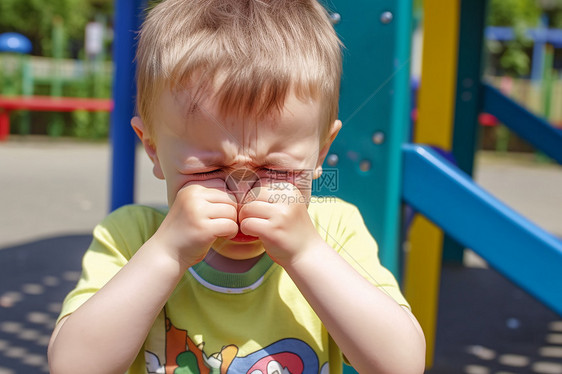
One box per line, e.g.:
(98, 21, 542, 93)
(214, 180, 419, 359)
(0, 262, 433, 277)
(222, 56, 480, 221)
(0, 95, 113, 140)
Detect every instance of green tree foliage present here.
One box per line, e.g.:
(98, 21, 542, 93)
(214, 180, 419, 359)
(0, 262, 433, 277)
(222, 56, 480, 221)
(488, 0, 542, 76)
(487, 0, 562, 76)
(489, 0, 542, 27)
(0, 0, 112, 56)
(539, 0, 562, 27)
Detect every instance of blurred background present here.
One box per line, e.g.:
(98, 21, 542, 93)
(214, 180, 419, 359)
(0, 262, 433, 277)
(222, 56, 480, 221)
(0, 0, 561, 373)
(1, 0, 562, 141)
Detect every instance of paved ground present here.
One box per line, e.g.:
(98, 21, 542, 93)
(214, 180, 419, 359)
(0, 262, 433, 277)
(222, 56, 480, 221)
(0, 137, 561, 373)
(0, 137, 167, 250)
(473, 151, 562, 238)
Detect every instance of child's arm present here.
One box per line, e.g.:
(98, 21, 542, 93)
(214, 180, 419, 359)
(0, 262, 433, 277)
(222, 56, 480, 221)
(239, 184, 426, 374)
(279, 241, 425, 374)
(48, 180, 238, 374)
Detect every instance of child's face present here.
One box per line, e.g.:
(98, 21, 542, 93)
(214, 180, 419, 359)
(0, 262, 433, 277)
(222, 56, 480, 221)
(133, 88, 340, 261)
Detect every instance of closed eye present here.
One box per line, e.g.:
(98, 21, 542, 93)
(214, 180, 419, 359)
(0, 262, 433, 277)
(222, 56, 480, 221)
(191, 168, 292, 179)
(192, 169, 223, 177)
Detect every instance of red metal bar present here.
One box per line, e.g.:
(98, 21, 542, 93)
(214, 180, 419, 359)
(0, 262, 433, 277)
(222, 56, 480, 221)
(0, 96, 113, 112)
(0, 96, 113, 141)
(0, 110, 9, 141)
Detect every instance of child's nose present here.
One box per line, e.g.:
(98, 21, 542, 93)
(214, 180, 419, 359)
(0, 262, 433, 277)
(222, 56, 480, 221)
(225, 168, 260, 205)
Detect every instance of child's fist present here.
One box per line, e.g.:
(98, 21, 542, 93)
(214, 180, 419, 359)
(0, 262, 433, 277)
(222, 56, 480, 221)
(153, 179, 239, 268)
(238, 181, 322, 266)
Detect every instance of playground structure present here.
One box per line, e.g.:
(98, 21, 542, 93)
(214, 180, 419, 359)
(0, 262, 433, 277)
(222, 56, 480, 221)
(0, 0, 558, 372)
(405, 0, 562, 368)
(0, 95, 112, 141)
(104, 0, 562, 371)
(0, 56, 113, 139)
(0, 19, 112, 138)
(3, 12, 562, 140)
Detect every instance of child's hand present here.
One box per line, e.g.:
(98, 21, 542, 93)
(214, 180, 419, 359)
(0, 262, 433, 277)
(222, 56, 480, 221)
(153, 179, 239, 269)
(238, 181, 323, 266)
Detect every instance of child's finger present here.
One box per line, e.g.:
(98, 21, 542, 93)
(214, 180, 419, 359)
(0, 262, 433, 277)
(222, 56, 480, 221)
(239, 216, 268, 238)
(189, 184, 237, 207)
(207, 203, 238, 220)
(210, 218, 239, 239)
(205, 189, 237, 206)
(238, 200, 273, 221)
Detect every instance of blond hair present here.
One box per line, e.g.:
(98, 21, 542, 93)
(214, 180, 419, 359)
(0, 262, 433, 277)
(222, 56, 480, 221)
(136, 0, 342, 138)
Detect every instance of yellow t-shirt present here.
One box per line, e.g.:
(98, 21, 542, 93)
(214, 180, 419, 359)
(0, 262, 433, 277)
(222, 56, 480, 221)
(59, 198, 408, 374)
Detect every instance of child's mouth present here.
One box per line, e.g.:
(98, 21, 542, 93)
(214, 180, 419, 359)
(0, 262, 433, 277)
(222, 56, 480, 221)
(230, 229, 259, 242)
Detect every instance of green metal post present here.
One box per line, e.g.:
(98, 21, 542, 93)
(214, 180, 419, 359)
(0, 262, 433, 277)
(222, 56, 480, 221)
(51, 16, 65, 97)
(93, 14, 108, 138)
(496, 125, 510, 153)
(542, 45, 554, 120)
(0, 54, 4, 95)
(49, 16, 65, 137)
(2, 54, 19, 95)
(19, 55, 33, 135)
(537, 44, 555, 163)
(93, 14, 107, 99)
(443, 0, 489, 263)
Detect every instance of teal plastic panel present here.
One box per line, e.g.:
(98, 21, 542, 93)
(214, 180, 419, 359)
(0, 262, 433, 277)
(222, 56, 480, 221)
(343, 364, 357, 374)
(318, 0, 413, 278)
(402, 144, 562, 316)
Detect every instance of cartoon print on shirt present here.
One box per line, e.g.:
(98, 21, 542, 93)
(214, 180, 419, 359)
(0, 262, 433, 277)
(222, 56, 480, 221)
(145, 351, 165, 373)
(145, 318, 328, 374)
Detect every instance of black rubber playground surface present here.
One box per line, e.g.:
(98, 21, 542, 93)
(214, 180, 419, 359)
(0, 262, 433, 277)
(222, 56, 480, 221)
(0, 235, 561, 374)
(0, 235, 89, 374)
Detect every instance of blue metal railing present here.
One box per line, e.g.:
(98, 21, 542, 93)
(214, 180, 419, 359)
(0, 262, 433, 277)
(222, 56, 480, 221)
(402, 144, 562, 316)
(482, 83, 562, 165)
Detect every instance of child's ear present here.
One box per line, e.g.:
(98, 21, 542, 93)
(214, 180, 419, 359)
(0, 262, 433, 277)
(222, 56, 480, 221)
(131, 116, 165, 180)
(314, 119, 342, 179)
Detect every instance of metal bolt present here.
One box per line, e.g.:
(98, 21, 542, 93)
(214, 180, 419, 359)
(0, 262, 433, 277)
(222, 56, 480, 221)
(380, 11, 393, 24)
(372, 131, 385, 145)
(359, 160, 372, 172)
(329, 13, 341, 25)
(326, 154, 339, 166)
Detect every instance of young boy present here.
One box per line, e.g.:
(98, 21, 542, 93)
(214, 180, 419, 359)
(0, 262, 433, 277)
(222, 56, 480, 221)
(48, 0, 425, 373)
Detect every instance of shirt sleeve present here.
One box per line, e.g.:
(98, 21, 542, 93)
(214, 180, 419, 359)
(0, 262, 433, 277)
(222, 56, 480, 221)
(309, 198, 410, 309)
(57, 205, 165, 323)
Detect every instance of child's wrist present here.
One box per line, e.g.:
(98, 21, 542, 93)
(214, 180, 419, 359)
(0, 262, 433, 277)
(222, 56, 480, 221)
(143, 235, 202, 271)
(279, 236, 328, 270)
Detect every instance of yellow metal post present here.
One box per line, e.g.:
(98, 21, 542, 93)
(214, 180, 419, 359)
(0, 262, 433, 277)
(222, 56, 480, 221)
(404, 0, 460, 367)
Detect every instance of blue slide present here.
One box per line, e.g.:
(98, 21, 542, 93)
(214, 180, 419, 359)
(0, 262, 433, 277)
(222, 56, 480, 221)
(402, 144, 562, 316)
